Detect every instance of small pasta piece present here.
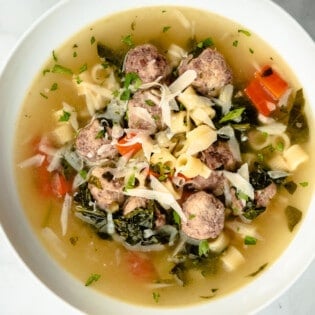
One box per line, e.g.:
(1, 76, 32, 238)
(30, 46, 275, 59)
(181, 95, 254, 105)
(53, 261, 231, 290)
(248, 130, 272, 151)
(271, 133, 291, 151)
(221, 246, 245, 272)
(283, 144, 309, 171)
(177, 86, 215, 117)
(50, 124, 75, 146)
(178, 124, 217, 156)
(151, 148, 177, 169)
(267, 154, 289, 171)
(162, 179, 182, 200)
(208, 232, 230, 254)
(175, 153, 211, 178)
(170, 111, 189, 134)
(225, 220, 261, 240)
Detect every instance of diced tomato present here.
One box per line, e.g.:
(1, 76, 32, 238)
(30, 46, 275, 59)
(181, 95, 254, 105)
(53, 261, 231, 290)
(255, 65, 289, 100)
(244, 77, 277, 116)
(116, 133, 142, 156)
(51, 172, 72, 197)
(126, 252, 157, 282)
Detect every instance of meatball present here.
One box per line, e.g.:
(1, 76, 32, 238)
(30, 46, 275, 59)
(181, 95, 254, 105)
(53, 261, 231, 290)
(187, 171, 226, 196)
(123, 196, 148, 215)
(178, 48, 232, 97)
(255, 182, 277, 208)
(124, 44, 171, 83)
(200, 140, 238, 171)
(88, 167, 125, 211)
(127, 88, 163, 133)
(181, 191, 225, 240)
(75, 119, 117, 163)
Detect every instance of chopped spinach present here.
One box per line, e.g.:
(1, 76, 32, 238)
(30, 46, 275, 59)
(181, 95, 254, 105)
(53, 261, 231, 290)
(287, 89, 309, 144)
(249, 163, 273, 190)
(285, 206, 302, 232)
(97, 42, 124, 68)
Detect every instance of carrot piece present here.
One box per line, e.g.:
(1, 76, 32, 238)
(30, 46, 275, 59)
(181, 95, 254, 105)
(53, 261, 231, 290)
(116, 133, 142, 156)
(51, 172, 72, 197)
(244, 78, 277, 116)
(126, 252, 157, 282)
(255, 65, 288, 100)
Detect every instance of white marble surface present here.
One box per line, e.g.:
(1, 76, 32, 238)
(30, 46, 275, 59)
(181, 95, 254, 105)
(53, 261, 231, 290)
(0, 0, 314, 314)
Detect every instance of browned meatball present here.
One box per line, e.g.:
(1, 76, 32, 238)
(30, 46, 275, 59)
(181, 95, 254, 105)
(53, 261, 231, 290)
(127, 88, 163, 133)
(75, 119, 117, 163)
(200, 140, 238, 171)
(187, 171, 226, 196)
(124, 44, 171, 83)
(181, 191, 225, 240)
(88, 167, 125, 211)
(178, 48, 232, 97)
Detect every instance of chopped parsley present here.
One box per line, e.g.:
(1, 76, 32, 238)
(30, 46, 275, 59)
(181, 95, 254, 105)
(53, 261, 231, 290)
(162, 26, 171, 33)
(121, 34, 134, 47)
(198, 240, 210, 257)
(59, 110, 71, 122)
(238, 29, 251, 36)
(79, 63, 88, 74)
(232, 40, 239, 47)
(152, 291, 160, 303)
(145, 99, 155, 106)
(73, 51, 78, 58)
(219, 107, 245, 123)
(90, 36, 96, 45)
(69, 236, 78, 246)
(299, 181, 309, 187)
(42, 69, 50, 76)
(50, 82, 58, 91)
(247, 263, 268, 277)
(249, 48, 254, 54)
(197, 37, 214, 49)
(51, 64, 73, 75)
(40, 92, 48, 99)
(79, 169, 88, 180)
(244, 235, 257, 245)
(125, 173, 136, 190)
(85, 273, 101, 286)
(173, 211, 181, 225)
(52, 50, 58, 62)
(120, 72, 142, 101)
(75, 76, 83, 84)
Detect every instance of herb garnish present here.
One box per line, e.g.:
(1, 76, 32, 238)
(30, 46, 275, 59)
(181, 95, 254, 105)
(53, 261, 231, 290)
(244, 235, 257, 245)
(85, 273, 101, 286)
(238, 29, 251, 36)
(232, 40, 239, 47)
(51, 64, 73, 75)
(198, 240, 210, 256)
(152, 292, 160, 303)
(219, 107, 245, 123)
(162, 26, 171, 33)
(40, 92, 48, 99)
(59, 110, 71, 122)
(247, 263, 268, 277)
(52, 50, 58, 62)
(299, 181, 309, 187)
(50, 82, 58, 91)
(79, 63, 88, 74)
(90, 36, 96, 45)
(121, 34, 134, 47)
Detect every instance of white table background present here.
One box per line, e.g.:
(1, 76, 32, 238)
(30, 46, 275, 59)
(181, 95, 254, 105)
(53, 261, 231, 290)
(0, 1, 314, 314)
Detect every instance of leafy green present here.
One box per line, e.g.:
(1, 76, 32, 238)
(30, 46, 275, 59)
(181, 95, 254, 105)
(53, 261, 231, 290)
(152, 292, 160, 303)
(284, 181, 297, 195)
(114, 208, 156, 245)
(285, 206, 302, 232)
(121, 34, 134, 47)
(85, 273, 101, 286)
(247, 263, 268, 277)
(51, 64, 73, 75)
(244, 235, 257, 245)
(242, 207, 266, 220)
(50, 82, 58, 91)
(189, 37, 214, 57)
(96, 42, 124, 68)
(238, 29, 251, 36)
(73, 183, 94, 210)
(287, 89, 309, 144)
(59, 110, 71, 122)
(198, 240, 210, 256)
(219, 107, 245, 123)
(162, 26, 171, 33)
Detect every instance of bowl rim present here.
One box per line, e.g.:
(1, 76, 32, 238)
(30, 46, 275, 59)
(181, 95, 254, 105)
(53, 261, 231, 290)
(1, 0, 315, 314)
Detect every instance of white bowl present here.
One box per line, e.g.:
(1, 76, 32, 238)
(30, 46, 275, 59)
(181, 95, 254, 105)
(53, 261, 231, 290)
(1, 0, 315, 314)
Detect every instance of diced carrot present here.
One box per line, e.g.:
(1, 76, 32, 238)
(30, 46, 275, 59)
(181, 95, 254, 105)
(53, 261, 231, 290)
(244, 78, 277, 116)
(51, 172, 72, 198)
(255, 65, 289, 100)
(116, 133, 142, 156)
(126, 252, 157, 282)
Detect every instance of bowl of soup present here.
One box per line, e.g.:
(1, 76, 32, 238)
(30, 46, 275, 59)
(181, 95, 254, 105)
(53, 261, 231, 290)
(1, 0, 315, 314)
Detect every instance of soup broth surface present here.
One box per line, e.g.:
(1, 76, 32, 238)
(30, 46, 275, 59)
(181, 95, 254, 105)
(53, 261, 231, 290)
(14, 6, 314, 307)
